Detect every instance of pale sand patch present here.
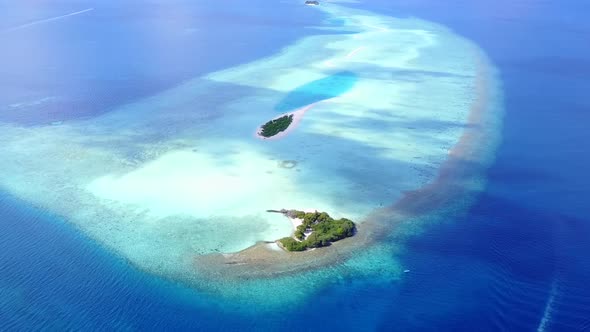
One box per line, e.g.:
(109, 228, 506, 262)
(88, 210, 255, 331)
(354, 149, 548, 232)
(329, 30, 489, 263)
(289, 209, 321, 228)
(87, 149, 295, 218)
(287, 209, 320, 240)
(265, 242, 284, 252)
(291, 217, 303, 230)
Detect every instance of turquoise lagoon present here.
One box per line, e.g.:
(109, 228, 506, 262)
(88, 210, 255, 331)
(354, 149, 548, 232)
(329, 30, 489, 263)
(274, 71, 358, 112)
(0, 2, 503, 308)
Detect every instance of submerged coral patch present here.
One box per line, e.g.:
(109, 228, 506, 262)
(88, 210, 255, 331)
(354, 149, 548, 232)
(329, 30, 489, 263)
(278, 160, 298, 169)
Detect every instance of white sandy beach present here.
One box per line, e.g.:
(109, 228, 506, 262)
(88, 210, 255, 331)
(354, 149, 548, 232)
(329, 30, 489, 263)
(286, 209, 319, 239)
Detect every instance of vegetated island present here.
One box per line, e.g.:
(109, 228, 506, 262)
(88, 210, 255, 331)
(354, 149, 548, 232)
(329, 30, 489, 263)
(259, 114, 293, 138)
(267, 209, 356, 251)
(255, 104, 316, 140)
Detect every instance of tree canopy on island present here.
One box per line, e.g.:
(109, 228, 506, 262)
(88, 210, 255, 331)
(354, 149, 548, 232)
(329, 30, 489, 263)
(279, 211, 356, 251)
(260, 114, 293, 137)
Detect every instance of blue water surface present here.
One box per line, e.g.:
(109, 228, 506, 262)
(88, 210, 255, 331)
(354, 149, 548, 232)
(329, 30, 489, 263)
(1, 0, 589, 330)
(0, 0, 324, 125)
(275, 71, 358, 112)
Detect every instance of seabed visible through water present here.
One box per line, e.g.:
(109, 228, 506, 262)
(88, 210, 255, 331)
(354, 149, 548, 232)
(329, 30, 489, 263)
(0, 1, 503, 309)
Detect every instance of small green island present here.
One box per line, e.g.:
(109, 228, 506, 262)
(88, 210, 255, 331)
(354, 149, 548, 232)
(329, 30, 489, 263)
(260, 114, 293, 138)
(269, 209, 356, 251)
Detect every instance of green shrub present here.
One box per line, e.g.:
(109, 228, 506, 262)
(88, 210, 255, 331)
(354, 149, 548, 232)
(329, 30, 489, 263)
(281, 210, 356, 251)
(260, 114, 294, 137)
(294, 229, 305, 240)
(279, 237, 306, 251)
(294, 211, 306, 219)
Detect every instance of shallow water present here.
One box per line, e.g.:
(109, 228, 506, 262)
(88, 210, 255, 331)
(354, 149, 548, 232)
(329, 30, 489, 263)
(0, 1, 496, 295)
(274, 71, 358, 112)
(1, 0, 589, 330)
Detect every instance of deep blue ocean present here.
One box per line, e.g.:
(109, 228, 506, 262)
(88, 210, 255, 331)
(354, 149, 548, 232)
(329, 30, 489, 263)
(1, 0, 589, 330)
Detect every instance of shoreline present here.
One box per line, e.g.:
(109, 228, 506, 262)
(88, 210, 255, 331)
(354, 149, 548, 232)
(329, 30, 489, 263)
(283, 208, 320, 243)
(192, 47, 501, 281)
(0, 0, 506, 311)
(254, 103, 316, 140)
(286, 208, 319, 232)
